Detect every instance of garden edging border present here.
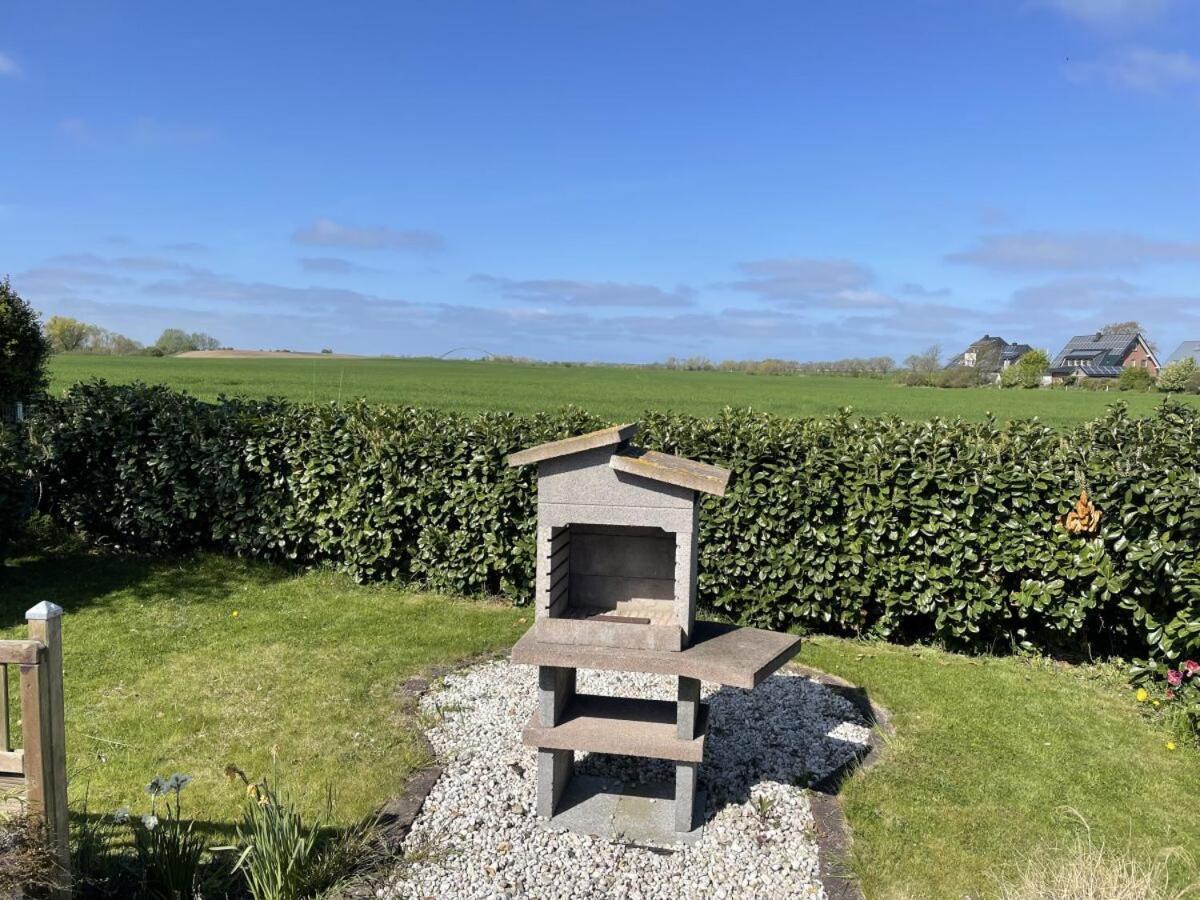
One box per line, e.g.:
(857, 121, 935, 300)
(790, 662, 894, 900)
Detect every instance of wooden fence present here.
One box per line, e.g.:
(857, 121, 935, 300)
(0, 601, 69, 892)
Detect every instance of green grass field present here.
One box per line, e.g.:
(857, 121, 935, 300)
(48, 355, 1199, 426)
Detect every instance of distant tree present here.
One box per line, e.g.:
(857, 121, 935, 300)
(154, 328, 193, 355)
(0, 278, 51, 402)
(1157, 357, 1197, 393)
(904, 345, 941, 374)
(1101, 320, 1157, 353)
(972, 343, 1003, 373)
(154, 328, 221, 355)
(87, 328, 143, 355)
(45, 315, 94, 353)
(1100, 321, 1143, 335)
(1001, 349, 1050, 389)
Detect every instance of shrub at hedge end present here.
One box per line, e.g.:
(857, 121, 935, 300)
(0, 425, 34, 563)
(29, 382, 1200, 665)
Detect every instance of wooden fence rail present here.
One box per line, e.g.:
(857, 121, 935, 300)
(0, 602, 70, 894)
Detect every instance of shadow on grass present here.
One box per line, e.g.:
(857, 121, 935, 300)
(0, 525, 293, 630)
(69, 810, 386, 900)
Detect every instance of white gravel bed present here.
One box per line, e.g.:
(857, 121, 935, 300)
(386, 661, 871, 900)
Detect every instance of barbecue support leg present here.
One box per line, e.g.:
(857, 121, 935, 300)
(676, 675, 700, 739)
(537, 748, 573, 818)
(674, 761, 698, 832)
(538, 665, 576, 727)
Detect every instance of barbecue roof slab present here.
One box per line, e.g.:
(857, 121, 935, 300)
(507, 423, 639, 467)
(610, 446, 730, 497)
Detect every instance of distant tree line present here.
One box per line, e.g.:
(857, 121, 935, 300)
(44, 317, 221, 357)
(655, 355, 896, 376)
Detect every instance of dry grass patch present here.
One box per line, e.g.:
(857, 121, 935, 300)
(994, 815, 1195, 900)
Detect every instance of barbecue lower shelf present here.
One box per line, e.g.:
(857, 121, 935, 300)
(522, 693, 709, 763)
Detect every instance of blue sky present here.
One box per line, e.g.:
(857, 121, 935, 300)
(2, 1, 1199, 362)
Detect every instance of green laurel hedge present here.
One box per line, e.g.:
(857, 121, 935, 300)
(0, 424, 34, 563)
(27, 381, 1200, 663)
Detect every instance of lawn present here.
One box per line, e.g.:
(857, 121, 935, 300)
(0, 537, 527, 835)
(2, 538, 1195, 896)
(48, 355, 1199, 427)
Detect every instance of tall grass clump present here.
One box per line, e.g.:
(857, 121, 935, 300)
(994, 814, 1194, 900)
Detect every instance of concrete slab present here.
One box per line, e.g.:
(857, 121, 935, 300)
(507, 424, 638, 467)
(610, 447, 730, 497)
(540, 774, 706, 847)
(513, 620, 801, 689)
(523, 694, 709, 762)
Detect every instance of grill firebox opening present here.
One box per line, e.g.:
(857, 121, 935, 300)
(541, 522, 686, 650)
(562, 524, 675, 625)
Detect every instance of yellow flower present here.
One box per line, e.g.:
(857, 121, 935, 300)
(1166, 741, 1178, 751)
(1136, 688, 1149, 703)
(231, 610, 239, 618)
(1152, 699, 1161, 708)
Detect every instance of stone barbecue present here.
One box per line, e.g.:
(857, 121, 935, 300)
(508, 424, 801, 841)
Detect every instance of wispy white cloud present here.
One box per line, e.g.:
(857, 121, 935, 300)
(1038, 0, 1172, 28)
(0, 51, 21, 78)
(947, 230, 1200, 272)
(899, 282, 951, 299)
(471, 274, 695, 308)
(724, 257, 896, 309)
(56, 117, 96, 145)
(1067, 46, 1200, 91)
(299, 256, 376, 275)
(129, 116, 213, 147)
(47, 252, 212, 276)
(55, 116, 214, 147)
(140, 273, 413, 319)
(292, 218, 445, 253)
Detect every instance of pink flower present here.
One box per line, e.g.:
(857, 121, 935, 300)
(1166, 688, 1177, 700)
(1167, 669, 1183, 687)
(1184, 660, 1199, 676)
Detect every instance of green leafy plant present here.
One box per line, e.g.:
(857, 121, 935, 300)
(71, 791, 131, 897)
(0, 423, 34, 563)
(1118, 366, 1155, 392)
(0, 277, 51, 405)
(1133, 659, 1200, 748)
(130, 774, 205, 900)
(1158, 357, 1198, 394)
(1000, 349, 1050, 389)
(226, 758, 381, 900)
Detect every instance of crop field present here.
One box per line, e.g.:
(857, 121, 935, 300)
(48, 354, 1198, 426)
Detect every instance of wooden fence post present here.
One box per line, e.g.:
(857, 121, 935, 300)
(26, 601, 70, 891)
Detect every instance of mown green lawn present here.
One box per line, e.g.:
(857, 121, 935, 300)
(1, 539, 1195, 896)
(48, 355, 1199, 427)
(800, 639, 1199, 898)
(0, 540, 527, 836)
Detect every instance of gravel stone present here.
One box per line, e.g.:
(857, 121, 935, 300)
(387, 662, 870, 900)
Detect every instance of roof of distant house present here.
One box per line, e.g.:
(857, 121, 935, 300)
(946, 334, 1032, 370)
(1049, 331, 1154, 377)
(1166, 341, 1200, 365)
(1002, 342, 1033, 361)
